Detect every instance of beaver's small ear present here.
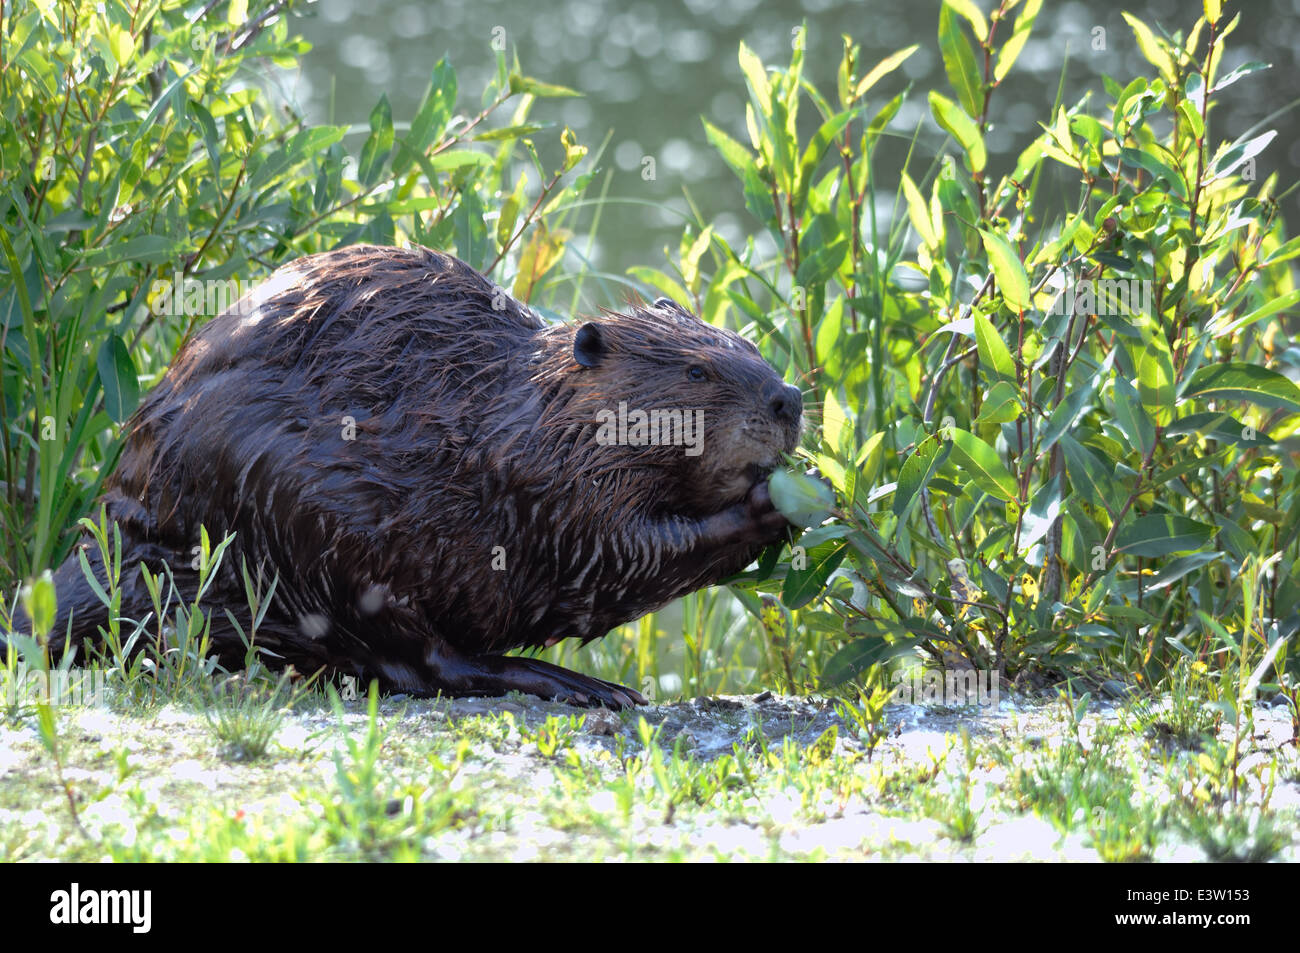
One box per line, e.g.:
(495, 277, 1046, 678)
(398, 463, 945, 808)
(652, 296, 689, 318)
(573, 322, 605, 368)
(651, 296, 699, 325)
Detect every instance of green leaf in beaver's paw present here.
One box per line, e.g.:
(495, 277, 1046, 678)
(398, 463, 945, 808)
(769, 469, 835, 528)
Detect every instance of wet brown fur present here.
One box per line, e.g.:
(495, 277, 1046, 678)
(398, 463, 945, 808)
(10, 244, 802, 707)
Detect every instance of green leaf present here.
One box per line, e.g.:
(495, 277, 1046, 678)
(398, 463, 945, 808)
(1119, 146, 1188, 200)
(1112, 376, 1156, 457)
(287, 126, 348, 161)
(822, 389, 850, 456)
(426, 150, 492, 171)
(85, 235, 179, 266)
(703, 118, 754, 178)
(1214, 513, 1256, 562)
(703, 117, 776, 227)
(900, 172, 938, 249)
(189, 100, 221, 183)
(681, 226, 712, 293)
(979, 229, 1031, 311)
(1136, 322, 1175, 426)
(452, 188, 487, 271)
(474, 122, 547, 142)
(1243, 501, 1286, 525)
(947, 427, 1017, 501)
(894, 436, 947, 522)
(107, 23, 135, 66)
(508, 74, 582, 98)
(976, 380, 1021, 424)
(856, 431, 887, 481)
(1114, 514, 1216, 557)
(795, 235, 848, 287)
(936, 156, 979, 251)
(929, 91, 986, 173)
(938, 4, 983, 119)
(558, 126, 587, 174)
(356, 94, 395, 187)
(1048, 105, 1076, 163)
(1106, 605, 1160, 626)
(1280, 499, 1300, 552)
(1261, 236, 1300, 267)
(497, 170, 527, 247)
(1166, 412, 1272, 448)
(405, 60, 457, 159)
(867, 91, 905, 147)
(1060, 435, 1121, 510)
(853, 45, 919, 99)
(795, 110, 855, 213)
(782, 542, 848, 610)
(944, 0, 988, 41)
(630, 267, 691, 307)
(1177, 98, 1204, 141)
(821, 635, 924, 688)
(512, 222, 570, 301)
(1122, 12, 1176, 84)
(767, 89, 796, 192)
(1211, 289, 1300, 338)
(973, 309, 1016, 382)
(394, 59, 457, 179)
(1040, 369, 1104, 454)
(1210, 60, 1269, 94)
(77, 547, 111, 609)
(1146, 551, 1222, 591)
(97, 334, 140, 424)
(738, 42, 772, 115)
(1183, 363, 1300, 413)
(770, 469, 836, 528)
(1209, 130, 1277, 182)
(1020, 474, 1064, 553)
(994, 0, 1044, 82)
(20, 570, 56, 638)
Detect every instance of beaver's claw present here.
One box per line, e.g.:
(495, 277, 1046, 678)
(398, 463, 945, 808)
(492, 656, 646, 710)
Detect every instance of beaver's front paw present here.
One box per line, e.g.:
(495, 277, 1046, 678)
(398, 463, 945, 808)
(701, 479, 792, 548)
(744, 479, 795, 543)
(694, 479, 796, 549)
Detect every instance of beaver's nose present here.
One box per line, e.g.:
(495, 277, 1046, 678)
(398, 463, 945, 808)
(767, 382, 803, 423)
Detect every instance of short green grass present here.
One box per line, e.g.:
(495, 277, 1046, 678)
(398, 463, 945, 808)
(1, 670, 1295, 862)
(2, 526, 1295, 862)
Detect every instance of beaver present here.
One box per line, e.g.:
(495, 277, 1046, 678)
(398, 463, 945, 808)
(7, 244, 803, 708)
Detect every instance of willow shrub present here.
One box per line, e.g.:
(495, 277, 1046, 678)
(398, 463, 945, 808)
(637, 1, 1299, 705)
(0, 0, 594, 585)
(5, 2, 1298, 711)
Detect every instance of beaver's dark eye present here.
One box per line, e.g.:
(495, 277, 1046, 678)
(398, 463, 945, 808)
(687, 365, 707, 382)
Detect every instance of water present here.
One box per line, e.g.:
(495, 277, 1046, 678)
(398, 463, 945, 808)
(287, 0, 1300, 284)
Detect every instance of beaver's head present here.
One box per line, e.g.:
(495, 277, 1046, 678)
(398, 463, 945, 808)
(562, 297, 803, 515)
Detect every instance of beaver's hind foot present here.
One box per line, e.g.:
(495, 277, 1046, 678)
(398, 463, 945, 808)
(407, 647, 647, 710)
(488, 655, 647, 710)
